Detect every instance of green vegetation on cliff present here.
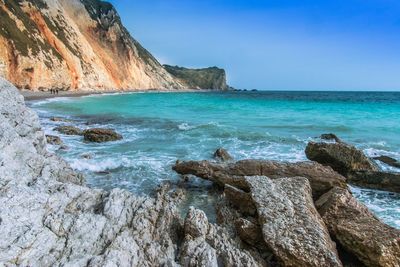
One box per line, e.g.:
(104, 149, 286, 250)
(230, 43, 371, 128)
(164, 65, 228, 90)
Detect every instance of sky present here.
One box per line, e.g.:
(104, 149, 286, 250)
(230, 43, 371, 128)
(108, 0, 400, 91)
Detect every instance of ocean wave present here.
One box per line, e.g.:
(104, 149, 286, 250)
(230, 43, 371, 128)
(177, 122, 221, 131)
(350, 186, 400, 229)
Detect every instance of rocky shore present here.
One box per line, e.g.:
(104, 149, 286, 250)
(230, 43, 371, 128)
(1, 78, 399, 266)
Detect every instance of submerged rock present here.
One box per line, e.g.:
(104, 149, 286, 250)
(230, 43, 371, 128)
(83, 128, 123, 143)
(305, 141, 378, 176)
(54, 125, 83, 135)
(247, 176, 342, 267)
(173, 159, 347, 199)
(46, 134, 63, 145)
(213, 148, 233, 162)
(320, 133, 342, 143)
(373, 155, 400, 169)
(316, 187, 400, 267)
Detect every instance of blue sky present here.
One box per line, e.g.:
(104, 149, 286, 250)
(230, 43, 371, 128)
(108, 0, 400, 90)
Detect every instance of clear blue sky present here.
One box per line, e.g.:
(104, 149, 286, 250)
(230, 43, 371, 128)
(108, 0, 400, 91)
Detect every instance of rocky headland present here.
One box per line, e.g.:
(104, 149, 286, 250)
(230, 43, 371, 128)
(1, 78, 399, 266)
(163, 65, 229, 90)
(0, 0, 229, 91)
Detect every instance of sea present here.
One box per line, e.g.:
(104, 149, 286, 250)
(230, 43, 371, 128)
(29, 90, 400, 228)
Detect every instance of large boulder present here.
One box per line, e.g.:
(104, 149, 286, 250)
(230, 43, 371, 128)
(54, 125, 83, 136)
(173, 159, 347, 199)
(348, 171, 400, 193)
(316, 187, 400, 267)
(246, 176, 342, 267)
(305, 141, 378, 175)
(83, 128, 123, 143)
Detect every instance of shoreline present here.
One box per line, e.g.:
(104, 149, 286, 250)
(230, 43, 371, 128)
(21, 88, 213, 101)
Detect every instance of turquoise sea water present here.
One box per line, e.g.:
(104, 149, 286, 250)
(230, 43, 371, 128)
(30, 91, 400, 228)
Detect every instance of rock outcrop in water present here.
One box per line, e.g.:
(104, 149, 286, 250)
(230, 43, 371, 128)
(306, 138, 400, 193)
(0, 0, 228, 91)
(83, 128, 122, 143)
(173, 159, 347, 199)
(173, 155, 400, 266)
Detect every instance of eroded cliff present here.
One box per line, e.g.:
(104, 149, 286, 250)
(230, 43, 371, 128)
(0, 0, 206, 91)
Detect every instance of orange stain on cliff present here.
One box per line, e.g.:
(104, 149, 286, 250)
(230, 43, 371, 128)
(27, 8, 79, 90)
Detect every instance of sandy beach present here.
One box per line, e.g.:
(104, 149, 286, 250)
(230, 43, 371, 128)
(21, 88, 204, 101)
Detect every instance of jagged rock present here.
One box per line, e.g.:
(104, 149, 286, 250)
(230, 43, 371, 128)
(320, 133, 342, 143)
(54, 125, 83, 135)
(373, 155, 400, 168)
(305, 141, 378, 175)
(214, 147, 233, 162)
(184, 207, 209, 238)
(180, 207, 267, 266)
(316, 187, 400, 267)
(348, 171, 400, 193)
(0, 79, 186, 266)
(173, 159, 347, 199)
(246, 176, 343, 267)
(83, 128, 123, 143)
(46, 134, 62, 145)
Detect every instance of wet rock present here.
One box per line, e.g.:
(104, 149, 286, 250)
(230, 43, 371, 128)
(246, 176, 343, 267)
(373, 155, 400, 169)
(320, 133, 342, 143)
(50, 117, 72, 123)
(46, 135, 62, 145)
(316, 187, 400, 267)
(173, 159, 347, 199)
(54, 125, 83, 136)
(80, 153, 93, 159)
(305, 141, 378, 176)
(83, 128, 123, 143)
(348, 171, 400, 193)
(213, 148, 233, 162)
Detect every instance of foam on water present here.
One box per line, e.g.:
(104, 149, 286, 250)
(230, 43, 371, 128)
(31, 90, 400, 228)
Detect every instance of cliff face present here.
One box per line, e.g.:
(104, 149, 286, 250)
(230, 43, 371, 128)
(0, 0, 187, 91)
(164, 65, 228, 90)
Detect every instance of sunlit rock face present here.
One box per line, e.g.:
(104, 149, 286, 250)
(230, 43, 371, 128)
(0, 0, 186, 91)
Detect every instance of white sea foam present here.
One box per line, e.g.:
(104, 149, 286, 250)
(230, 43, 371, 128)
(178, 123, 195, 131)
